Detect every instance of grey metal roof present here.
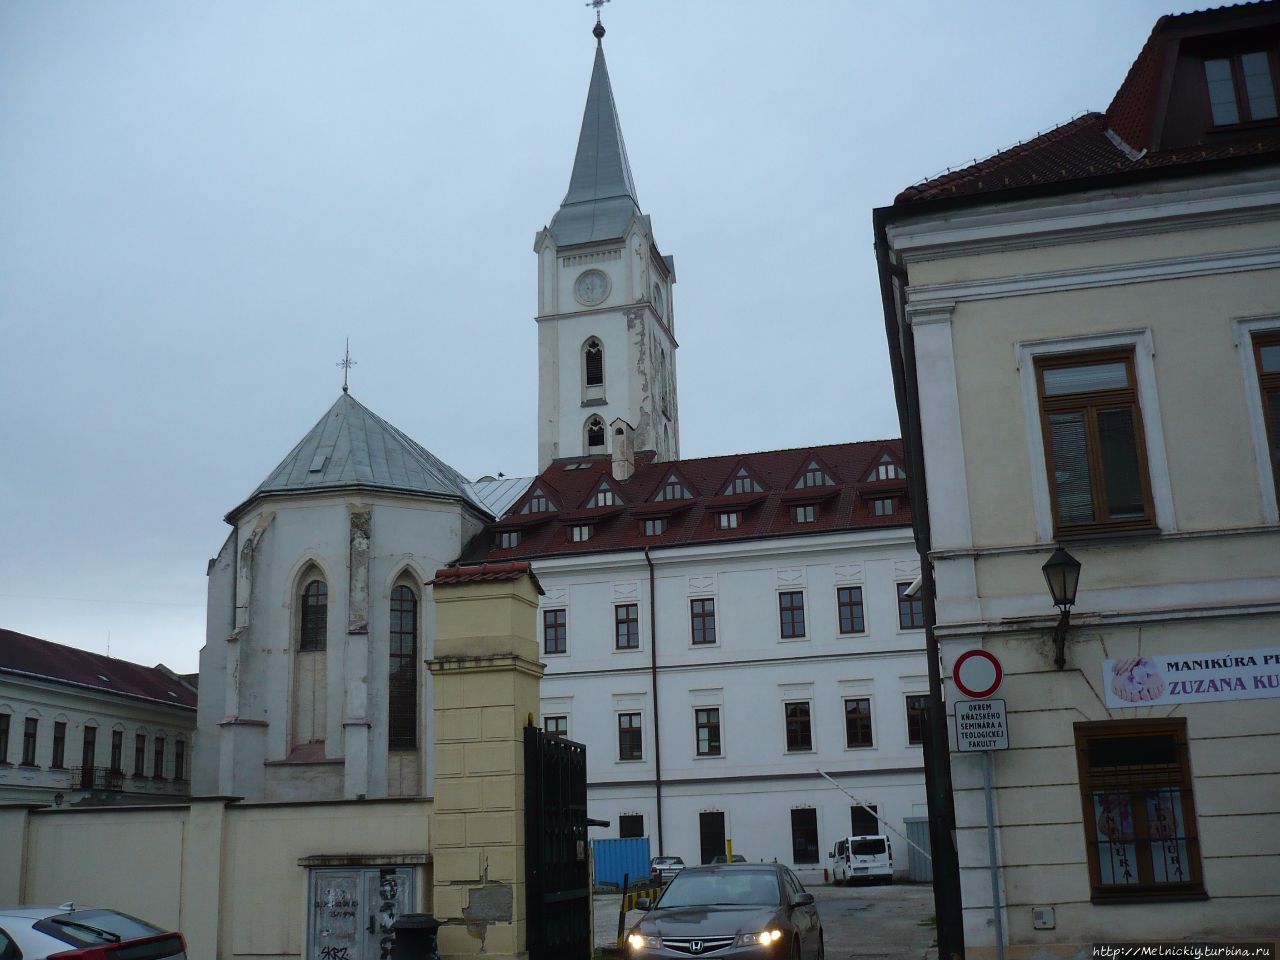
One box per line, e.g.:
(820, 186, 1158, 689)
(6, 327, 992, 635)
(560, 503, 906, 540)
(465, 476, 534, 518)
(548, 40, 643, 247)
(229, 392, 480, 519)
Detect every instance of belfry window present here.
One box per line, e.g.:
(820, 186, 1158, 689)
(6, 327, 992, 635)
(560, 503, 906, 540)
(586, 416, 606, 453)
(389, 584, 419, 750)
(585, 339, 604, 387)
(299, 579, 328, 651)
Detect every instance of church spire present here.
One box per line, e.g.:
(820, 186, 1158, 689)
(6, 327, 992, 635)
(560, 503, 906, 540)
(548, 23, 641, 246)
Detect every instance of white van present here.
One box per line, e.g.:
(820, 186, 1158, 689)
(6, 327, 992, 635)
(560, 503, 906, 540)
(829, 834, 893, 884)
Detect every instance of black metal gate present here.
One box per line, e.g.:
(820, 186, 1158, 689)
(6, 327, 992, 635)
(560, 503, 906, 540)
(524, 723, 590, 960)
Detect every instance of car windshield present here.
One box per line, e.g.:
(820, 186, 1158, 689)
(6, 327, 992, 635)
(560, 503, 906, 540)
(653, 858, 681, 866)
(656, 870, 780, 908)
(852, 839, 886, 856)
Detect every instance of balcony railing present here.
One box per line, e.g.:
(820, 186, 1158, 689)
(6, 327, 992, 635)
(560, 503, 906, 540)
(70, 766, 126, 791)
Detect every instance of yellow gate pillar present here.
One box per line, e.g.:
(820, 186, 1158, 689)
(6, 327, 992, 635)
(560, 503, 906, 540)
(427, 562, 545, 960)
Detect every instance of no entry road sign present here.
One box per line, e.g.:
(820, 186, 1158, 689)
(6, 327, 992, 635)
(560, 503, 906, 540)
(953, 648, 1003, 700)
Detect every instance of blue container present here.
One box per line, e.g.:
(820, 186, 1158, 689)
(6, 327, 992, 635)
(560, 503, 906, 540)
(592, 836, 651, 888)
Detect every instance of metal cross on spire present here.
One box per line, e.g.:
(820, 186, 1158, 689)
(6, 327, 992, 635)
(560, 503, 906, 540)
(586, 0, 610, 38)
(337, 338, 356, 394)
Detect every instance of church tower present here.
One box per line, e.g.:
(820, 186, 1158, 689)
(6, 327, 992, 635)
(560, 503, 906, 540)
(535, 19, 679, 471)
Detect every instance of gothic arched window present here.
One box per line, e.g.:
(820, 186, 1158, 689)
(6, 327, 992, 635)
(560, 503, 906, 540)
(389, 584, 418, 750)
(299, 579, 328, 651)
(585, 339, 604, 387)
(293, 569, 329, 749)
(586, 416, 606, 453)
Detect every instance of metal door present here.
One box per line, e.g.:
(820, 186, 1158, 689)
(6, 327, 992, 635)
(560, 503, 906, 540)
(524, 723, 589, 960)
(309, 867, 415, 960)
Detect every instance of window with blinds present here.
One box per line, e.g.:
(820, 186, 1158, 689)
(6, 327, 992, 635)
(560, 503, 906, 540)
(1036, 351, 1154, 534)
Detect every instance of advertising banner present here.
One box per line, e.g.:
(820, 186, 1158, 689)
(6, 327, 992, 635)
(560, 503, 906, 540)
(1103, 647, 1280, 707)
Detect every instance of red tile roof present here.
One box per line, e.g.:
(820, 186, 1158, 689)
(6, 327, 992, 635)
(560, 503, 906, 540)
(895, 1, 1280, 206)
(0, 629, 198, 709)
(474, 441, 911, 562)
(430, 561, 545, 595)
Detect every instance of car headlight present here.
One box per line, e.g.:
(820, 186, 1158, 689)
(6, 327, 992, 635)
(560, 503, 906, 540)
(737, 929, 784, 946)
(628, 932, 662, 950)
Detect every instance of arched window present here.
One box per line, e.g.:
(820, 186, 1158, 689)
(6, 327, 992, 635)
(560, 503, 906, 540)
(389, 584, 418, 750)
(299, 579, 327, 651)
(293, 568, 329, 750)
(584, 338, 604, 387)
(586, 416, 606, 453)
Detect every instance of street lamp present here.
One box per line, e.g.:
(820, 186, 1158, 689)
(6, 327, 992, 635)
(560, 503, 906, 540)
(1041, 546, 1082, 670)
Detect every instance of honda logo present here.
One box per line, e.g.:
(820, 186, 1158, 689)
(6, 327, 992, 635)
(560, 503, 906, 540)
(689, 941, 704, 954)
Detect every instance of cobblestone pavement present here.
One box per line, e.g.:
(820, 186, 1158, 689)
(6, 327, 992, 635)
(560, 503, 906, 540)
(595, 880, 937, 960)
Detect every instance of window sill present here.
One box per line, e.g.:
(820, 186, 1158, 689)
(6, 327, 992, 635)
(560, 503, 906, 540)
(617, 758, 644, 764)
(1090, 890, 1207, 905)
(779, 635, 808, 643)
(19, 763, 40, 769)
(1055, 524, 1161, 545)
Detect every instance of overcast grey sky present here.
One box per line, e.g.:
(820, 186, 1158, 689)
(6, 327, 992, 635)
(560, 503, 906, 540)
(1, 0, 1201, 672)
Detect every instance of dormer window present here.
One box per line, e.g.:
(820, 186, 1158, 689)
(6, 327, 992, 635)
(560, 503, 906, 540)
(872, 498, 897, 517)
(498, 531, 521, 549)
(1205, 51, 1278, 126)
(654, 474, 690, 501)
(867, 453, 906, 482)
(570, 524, 593, 543)
(795, 460, 834, 488)
(723, 467, 762, 495)
(717, 511, 741, 530)
(643, 518, 667, 536)
(595, 489, 616, 507)
(792, 504, 816, 524)
(520, 488, 555, 514)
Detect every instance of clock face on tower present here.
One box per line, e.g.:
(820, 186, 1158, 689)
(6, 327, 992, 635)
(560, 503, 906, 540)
(574, 269, 610, 306)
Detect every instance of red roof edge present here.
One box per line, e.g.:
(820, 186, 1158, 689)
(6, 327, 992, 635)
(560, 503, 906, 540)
(430, 561, 545, 596)
(1105, 15, 1172, 152)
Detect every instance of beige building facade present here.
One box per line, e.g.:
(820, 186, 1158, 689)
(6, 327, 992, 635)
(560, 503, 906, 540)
(878, 5, 1280, 956)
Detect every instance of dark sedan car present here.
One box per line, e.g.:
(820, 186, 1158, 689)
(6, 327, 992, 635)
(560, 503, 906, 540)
(626, 862, 823, 959)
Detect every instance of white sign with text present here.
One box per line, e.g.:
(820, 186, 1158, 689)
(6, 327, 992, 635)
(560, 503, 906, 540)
(955, 698, 1009, 752)
(1103, 647, 1280, 707)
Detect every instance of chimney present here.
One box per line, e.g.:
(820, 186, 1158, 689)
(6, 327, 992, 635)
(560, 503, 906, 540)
(611, 419, 635, 482)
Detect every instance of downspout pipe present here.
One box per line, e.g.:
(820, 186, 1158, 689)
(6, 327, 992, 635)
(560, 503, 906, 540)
(644, 547, 664, 855)
(874, 206, 965, 960)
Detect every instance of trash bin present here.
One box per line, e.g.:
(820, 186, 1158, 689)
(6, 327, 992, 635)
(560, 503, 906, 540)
(390, 913, 442, 960)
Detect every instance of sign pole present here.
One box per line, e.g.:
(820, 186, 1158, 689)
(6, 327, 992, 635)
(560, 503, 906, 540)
(983, 750, 1004, 960)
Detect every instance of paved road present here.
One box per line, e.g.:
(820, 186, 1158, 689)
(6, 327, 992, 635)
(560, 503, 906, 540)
(596, 881, 937, 960)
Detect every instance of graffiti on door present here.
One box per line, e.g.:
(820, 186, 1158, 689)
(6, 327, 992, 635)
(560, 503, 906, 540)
(308, 867, 415, 960)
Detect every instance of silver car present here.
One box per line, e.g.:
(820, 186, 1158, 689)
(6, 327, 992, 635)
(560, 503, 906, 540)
(627, 863, 824, 959)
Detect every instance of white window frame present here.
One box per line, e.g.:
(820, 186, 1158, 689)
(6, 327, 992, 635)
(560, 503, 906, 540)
(782, 698, 815, 753)
(1016, 329, 1175, 541)
(1234, 314, 1280, 523)
(616, 710, 645, 763)
(777, 588, 808, 642)
(693, 705, 723, 759)
(842, 694, 876, 750)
